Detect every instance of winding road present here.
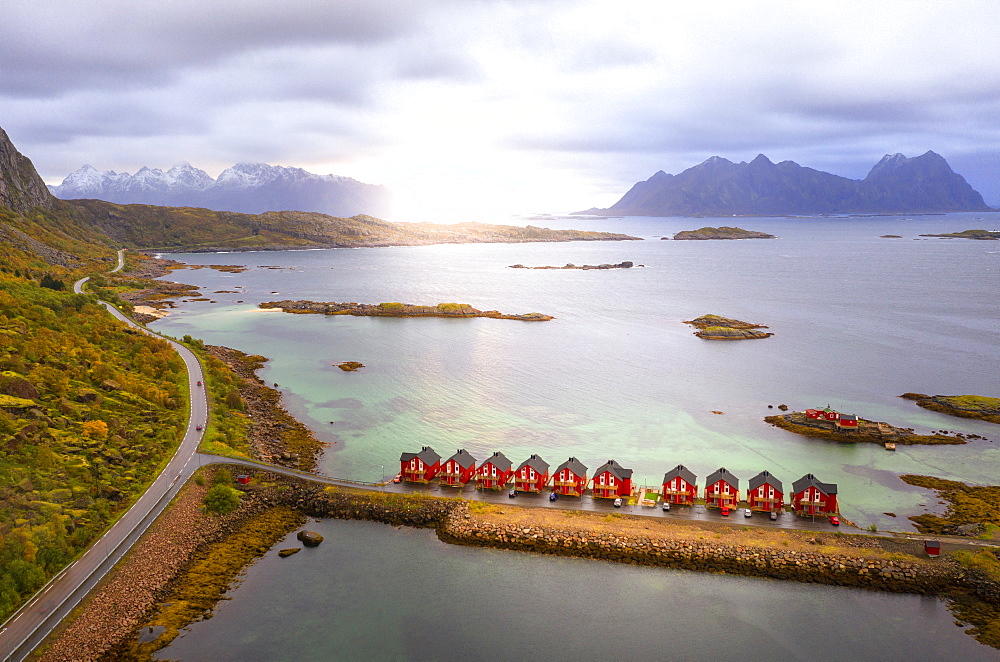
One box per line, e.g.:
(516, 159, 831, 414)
(1, 250, 209, 662)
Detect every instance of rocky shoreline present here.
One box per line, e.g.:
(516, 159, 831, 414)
(259, 299, 554, 321)
(40, 475, 1000, 658)
(765, 411, 968, 445)
(901, 393, 1000, 424)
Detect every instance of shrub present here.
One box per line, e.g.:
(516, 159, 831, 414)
(203, 484, 241, 515)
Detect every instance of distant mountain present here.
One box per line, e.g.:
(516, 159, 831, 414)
(49, 162, 392, 218)
(583, 152, 991, 217)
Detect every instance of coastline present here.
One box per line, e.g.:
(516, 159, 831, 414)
(40, 476, 1000, 659)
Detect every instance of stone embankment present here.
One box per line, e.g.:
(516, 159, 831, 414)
(437, 504, 959, 595)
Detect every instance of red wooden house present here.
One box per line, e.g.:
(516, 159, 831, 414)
(747, 470, 784, 511)
(552, 457, 588, 496)
(513, 454, 550, 493)
(439, 449, 477, 487)
(704, 468, 740, 509)
(836, 414, 859, 429)
(791, 473, 838, 515)
(476, 451, 513, 490)
(805, 406, 841, 421)
(661, 465, 698, 505)
(591, 459, 633, 499)
(399, 446, 441, 483)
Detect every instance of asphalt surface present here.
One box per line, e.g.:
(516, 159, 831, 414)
(2, 251, 209, 662)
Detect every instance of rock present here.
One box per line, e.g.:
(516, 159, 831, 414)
(100, 379, 121, 391)
(778, 404, 788, 411)
(336, 362, 365, 372)
(296, 530, 324, 547)
(278, 547, 301, 558)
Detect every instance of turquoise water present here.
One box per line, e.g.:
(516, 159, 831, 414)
(156, 518, 997, 662)
(153, 213, 1000, 530)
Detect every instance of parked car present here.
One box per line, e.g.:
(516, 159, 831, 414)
(720, 506, 730, 516)
(392, 474, 402, 483)
(549, 492, 558, 501)
(662, 502, 670, 512)
(744, 508, 752, 518)
(508, 489, 517, 498)
(769, 511, 778, 521)
(829, 516, 840, 526)
(613, 498, 623, 508)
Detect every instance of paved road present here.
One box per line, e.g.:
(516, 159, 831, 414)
(1, 251, 208, 662)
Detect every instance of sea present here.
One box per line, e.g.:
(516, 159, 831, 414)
(148, 213, 999, 660)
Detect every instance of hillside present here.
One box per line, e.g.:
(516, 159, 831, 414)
(585, 152, 991, 217)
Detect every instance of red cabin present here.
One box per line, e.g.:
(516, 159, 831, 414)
(476, 451, 513, 490)
(705, 467, 740, 509)
(552, 457, 588, 496)
(439, 449, 477, 487)
(661, 465, 698, 505)
(836, 414, 859, 429)
(822, 406, 840, 421)
(513, 454, 550, 493)
(791, 473, 838, 515)
(399, 446, 441, 483)
(591, 459, 633, 499)
(747, 470, 784, 512)
(805, 408, 823, 419)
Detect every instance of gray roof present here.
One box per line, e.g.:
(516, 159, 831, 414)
(662, 464, 697, 486)
(447, 449, 477, 470)
(706, 467, 739, 488)
(481, 451, 512, 472)
(593, 459, 633, 481)
(399, 445, 440, 465)
(748, 471, 783, 493)
(555, 456, 588, 477)
(792, 473, 838, 496)
(516, 453, 549, 474)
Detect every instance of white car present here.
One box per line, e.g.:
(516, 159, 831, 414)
(744, 508, 752, 518)
(613, 498, 623, 508)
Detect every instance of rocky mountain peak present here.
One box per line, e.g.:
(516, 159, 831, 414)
(0, 127, 53, 214)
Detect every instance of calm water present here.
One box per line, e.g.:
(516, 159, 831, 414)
(156, 518, 997, 662)
(149, 213, 1000, 660)
(153, 213, 1000, 530)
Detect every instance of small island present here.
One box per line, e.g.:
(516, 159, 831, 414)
(669, 226, 776, 240)
(508, 261, 638, 270)
(901, 393, 1000, 424)
(259, 300, 553, 321)
(918, 229, 1000, 240)
(336, 362, 365, 372)
(683, 314, 773, 340)
(765, 410, 966, 445)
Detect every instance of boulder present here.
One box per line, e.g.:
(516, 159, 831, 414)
(297, 530, 324, 547)
(278, 548, 300, 558)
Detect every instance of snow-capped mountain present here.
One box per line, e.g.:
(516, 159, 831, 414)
(49, 162, 391, 218)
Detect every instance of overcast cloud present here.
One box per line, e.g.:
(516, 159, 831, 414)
(2, 0, 998, 220)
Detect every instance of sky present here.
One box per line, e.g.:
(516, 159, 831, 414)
(2, 0, 999, 221)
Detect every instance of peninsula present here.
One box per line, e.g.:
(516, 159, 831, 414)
(259, 300, 554, 321)
(683, 314, 773, 340)
(901, 393, 1000, 424)
(765, 411, 967, 445)
(670, 226, 775, 240)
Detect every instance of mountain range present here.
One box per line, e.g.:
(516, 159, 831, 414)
(49, 162, 392, 218)
(582, 152, 992, 217)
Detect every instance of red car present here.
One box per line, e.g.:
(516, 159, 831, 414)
(720, 507, 730, 516)
(829, 516, 840, 526)
(195, 425, 202, 431)
(196, 381, 202, 386)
